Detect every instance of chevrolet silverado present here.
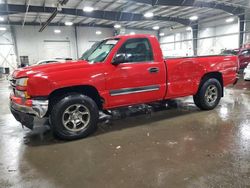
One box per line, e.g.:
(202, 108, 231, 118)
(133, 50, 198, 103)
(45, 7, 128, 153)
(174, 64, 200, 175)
(10, 34, 239, 140)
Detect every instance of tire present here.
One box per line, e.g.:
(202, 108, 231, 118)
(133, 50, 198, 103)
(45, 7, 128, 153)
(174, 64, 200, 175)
(50, 93, 99, 140)
(193, 78, 222, 110)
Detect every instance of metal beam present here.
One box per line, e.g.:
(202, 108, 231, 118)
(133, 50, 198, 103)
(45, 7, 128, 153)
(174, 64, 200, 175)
(192, 24, 198, 56)
(0, 21, 156, 31)
(74, 25, 79, 59)
(39, 0, 69, 32)
(239, 15, 245, 47)
(0, 4, 191, 26)
(0, 21, 113, 28)
(39, 8, 58, 32)
(10, 25, 19, 65)
(22, 0, 30, 27)
(126, 0, 245, 15)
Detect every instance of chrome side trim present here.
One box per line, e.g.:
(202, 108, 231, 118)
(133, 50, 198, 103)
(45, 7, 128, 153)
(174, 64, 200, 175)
(10, 100, 48, 118)
(110, 85, 160, 96)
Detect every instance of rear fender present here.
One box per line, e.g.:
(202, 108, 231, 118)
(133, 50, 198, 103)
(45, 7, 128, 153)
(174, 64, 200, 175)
(197, 72, 224, 97)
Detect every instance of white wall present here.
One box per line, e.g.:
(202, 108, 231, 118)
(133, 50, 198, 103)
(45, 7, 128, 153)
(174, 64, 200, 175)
(159, 19, 240, 57)
(14, 25, 114, 65)
(159, 28, 193, 57)
(1, 25, 156, 70)
(244, 10, 250, 44)
(14, 25, 77, 65)
(76, 27, 113, 58)
(198, 23, 239, 55)
(3, 20, 243, 69)
(0, 26, 17, 73)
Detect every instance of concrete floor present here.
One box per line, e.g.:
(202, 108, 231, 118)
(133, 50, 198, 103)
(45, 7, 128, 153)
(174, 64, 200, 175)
(0, 79, 250, 188)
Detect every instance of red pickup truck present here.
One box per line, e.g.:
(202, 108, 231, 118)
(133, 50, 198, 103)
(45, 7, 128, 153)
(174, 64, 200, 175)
(10, 34, 238, 140)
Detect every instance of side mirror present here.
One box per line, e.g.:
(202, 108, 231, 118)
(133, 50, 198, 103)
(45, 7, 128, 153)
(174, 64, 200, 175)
(112, 54, 126, 65)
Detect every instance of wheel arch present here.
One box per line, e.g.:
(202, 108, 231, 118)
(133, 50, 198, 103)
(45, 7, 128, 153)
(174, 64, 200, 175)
(198, 72, 224, 97)
(48, 85, 104, 112)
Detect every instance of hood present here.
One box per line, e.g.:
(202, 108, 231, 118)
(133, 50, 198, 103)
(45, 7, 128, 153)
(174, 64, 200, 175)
(13, 60, 91, 78)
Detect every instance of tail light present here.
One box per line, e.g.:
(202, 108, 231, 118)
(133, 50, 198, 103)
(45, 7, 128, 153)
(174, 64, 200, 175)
(236, 57, 240, 73)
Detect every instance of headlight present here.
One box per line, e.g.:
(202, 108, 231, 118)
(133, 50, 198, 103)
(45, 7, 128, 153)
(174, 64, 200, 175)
(15, 90, 26, 98)
(16, 78, 28, 86)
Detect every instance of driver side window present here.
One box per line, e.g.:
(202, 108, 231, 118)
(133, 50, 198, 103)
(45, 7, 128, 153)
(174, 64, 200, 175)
(117, 38, 153, 63)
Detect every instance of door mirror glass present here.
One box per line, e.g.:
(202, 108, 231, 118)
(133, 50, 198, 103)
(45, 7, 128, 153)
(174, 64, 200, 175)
(112, 53, 126, 65)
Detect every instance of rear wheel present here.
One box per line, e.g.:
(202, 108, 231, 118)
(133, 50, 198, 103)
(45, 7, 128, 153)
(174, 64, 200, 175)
(50, 94, 99, 140)
(193, 78, 222, 110)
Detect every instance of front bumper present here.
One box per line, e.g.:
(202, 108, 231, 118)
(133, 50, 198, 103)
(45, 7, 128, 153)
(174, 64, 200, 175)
(10, 106, 35, 129)
(10, 96, 48, 118)
(10, 96, 49, 129)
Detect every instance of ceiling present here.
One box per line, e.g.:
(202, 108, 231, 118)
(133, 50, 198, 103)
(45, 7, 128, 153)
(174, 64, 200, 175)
(0, 0, 250, 30)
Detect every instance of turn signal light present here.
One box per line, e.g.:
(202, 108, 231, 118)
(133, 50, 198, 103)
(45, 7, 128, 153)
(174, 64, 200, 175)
(10, 95, 32, 107)
(10, 95, 22, 105)
(24, 99, 32, 107)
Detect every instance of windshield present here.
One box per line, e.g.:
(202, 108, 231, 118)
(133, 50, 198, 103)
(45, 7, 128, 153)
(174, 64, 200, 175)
(80, 39, 119, 63)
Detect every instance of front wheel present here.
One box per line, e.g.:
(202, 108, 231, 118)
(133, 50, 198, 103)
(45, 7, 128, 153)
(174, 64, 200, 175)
(50, 94, 99, 140)
(193, 78, 222, 110)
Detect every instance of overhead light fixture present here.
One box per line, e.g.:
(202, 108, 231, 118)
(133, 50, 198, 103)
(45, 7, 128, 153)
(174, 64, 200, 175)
(114, 24, 121, 29)
(0, 17, 4, 22)
(144, 12, 154, 18)
(83, 6, 94, 12)
(96, 30, 102, 35)
(54, 29, 61, 34)
(226, 18, 234, 23)
(189, 16, 198, 21)
(65, 21, 73, 26)
(0, 27, 7, 31)
(130, 32, 135, 35)
(153, 26, 160, 30)
(159, 32, 165, 37)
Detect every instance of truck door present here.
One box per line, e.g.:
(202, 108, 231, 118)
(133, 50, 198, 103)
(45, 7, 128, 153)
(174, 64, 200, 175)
(106, 38, 166, 108)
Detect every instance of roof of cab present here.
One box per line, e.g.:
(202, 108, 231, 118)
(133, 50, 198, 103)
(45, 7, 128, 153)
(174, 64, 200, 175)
(110, 34, 157, 40)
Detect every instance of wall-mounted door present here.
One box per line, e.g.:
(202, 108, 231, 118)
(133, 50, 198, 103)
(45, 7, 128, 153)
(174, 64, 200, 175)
(43, 40, 71, 59)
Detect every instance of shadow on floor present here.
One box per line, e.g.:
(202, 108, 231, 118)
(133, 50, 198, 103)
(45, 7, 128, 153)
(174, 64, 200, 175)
(23, 99, 201, 147)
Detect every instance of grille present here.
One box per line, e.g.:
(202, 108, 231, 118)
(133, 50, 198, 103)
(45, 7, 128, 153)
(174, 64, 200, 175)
(10, 78, 17, 96)
(10, 78, 16, 87)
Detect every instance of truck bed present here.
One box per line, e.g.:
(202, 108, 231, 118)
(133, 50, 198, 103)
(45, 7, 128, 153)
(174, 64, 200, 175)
(164, 55, 238, 99)
(164, 54, 237, 59)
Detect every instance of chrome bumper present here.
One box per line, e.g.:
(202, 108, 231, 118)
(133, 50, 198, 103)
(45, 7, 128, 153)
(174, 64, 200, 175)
(10, 99, 48, 118)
